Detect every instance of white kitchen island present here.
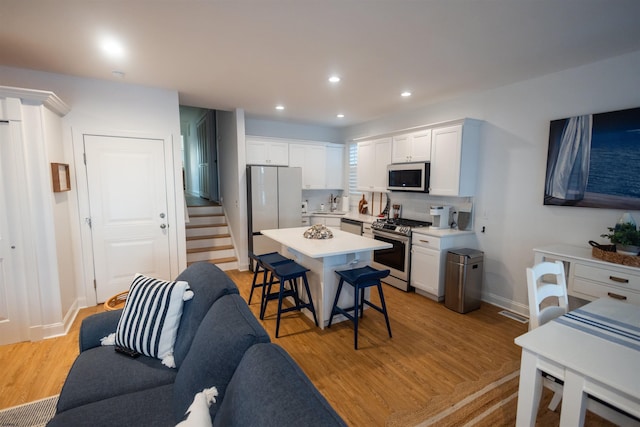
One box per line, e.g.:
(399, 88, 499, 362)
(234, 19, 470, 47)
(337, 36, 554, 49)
(261, 227, 392, 328)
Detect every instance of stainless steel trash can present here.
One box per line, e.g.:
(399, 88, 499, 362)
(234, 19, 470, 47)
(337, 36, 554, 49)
(444, 248, 484, 313)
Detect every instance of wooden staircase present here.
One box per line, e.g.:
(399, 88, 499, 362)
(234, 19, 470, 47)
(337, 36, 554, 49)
(186, 204, 238, 270)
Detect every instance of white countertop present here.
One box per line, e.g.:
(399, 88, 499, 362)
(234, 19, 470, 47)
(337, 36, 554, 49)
(261, 226, 391, 258)
(412, 227, 475, 238)
(303, 210, 476, 236)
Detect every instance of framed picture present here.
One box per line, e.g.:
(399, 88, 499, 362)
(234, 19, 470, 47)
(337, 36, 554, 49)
(544, 106, 640, 209)
(51, 163, 71, 192)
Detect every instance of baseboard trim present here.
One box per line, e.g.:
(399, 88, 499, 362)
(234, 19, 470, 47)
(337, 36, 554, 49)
(481, 292, 529, 317)
(28, 298, 82, 341)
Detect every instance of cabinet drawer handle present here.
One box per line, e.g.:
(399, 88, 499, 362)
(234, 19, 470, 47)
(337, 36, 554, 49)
(419, 239, 430, 244)
(609, 276, 629, 284)
(607, 292, 627, 301)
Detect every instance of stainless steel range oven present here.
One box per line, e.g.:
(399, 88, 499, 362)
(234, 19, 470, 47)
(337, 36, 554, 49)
(371, 218, 431, 291)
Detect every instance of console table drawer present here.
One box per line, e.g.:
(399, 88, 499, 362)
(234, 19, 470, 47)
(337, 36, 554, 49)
(573, 263, 640, 290)
(572, 277, 640, 304)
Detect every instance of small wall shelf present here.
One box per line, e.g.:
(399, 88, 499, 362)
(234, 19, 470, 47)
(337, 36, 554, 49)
(51, 163, 70, 192)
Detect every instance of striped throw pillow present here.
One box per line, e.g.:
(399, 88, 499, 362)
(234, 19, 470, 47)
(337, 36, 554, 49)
(115, 274, 193, 368)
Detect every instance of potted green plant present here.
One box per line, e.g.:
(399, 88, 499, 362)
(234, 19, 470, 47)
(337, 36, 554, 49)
(601, 222, 640, 255)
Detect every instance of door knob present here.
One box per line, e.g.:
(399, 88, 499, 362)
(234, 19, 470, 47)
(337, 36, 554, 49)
(160, 224, 167, 229)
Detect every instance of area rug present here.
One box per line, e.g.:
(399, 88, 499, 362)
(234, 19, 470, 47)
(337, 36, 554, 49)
(386, 360, 521, 427)
(0, 395, 58, 427)
(386, 361, 617, 427)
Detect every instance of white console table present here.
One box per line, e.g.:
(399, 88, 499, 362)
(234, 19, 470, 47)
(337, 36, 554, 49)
(534, 244, 640, 305)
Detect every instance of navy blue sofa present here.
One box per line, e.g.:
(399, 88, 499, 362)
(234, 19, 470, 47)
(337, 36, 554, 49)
(47, 262, 346, 426)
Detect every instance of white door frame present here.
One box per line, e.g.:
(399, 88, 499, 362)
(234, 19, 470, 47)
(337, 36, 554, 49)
(72, 128, 183, 307)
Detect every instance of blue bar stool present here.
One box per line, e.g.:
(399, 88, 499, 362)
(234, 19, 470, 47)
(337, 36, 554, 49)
(248, 252, 290, 308)
(328, 266, 392, 349)
(262, 260, 319, 338)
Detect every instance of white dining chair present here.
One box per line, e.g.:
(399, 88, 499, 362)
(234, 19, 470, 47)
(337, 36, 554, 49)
(526, 260, 568, 411)
(526, 261, 640, 425)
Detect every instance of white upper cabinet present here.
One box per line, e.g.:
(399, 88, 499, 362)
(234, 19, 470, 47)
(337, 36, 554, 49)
(246, 136, 289, 165)
(357, 137, 392, 192)
(391, 129, 431, 163)
(325, 144, 344, 189)
(289, 143, 326, 189)
(429, 121, 479, 196)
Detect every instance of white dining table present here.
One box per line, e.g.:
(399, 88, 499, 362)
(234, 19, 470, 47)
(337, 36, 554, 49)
(514, 297, 640, 426)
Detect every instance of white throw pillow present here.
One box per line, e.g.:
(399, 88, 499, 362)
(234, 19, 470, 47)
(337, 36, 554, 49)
(113, 273, 193, 367)
(175, 387, 218, 427)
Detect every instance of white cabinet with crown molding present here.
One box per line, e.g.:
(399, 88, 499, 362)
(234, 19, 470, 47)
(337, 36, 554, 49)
(289, 143, 326, 189)
(429, 120, 480, 196)
(391, 129, 431, 163)
(357, 137, 392, 192)
(246, 136, 289, 166)
(325, 144, 344, 190)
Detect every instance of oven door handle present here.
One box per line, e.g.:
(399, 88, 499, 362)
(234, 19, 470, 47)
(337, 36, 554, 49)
(373, 231, 409, 243)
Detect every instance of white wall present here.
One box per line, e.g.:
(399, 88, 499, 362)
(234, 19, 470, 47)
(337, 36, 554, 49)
(343, 50, 640, 315)
(218, 109, 249, 270)
(245, 115, 343, 143)
(0, 66, 185, 321)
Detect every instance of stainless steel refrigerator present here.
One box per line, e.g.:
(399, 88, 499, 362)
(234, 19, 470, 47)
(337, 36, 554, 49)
(247, 165, 302, 263)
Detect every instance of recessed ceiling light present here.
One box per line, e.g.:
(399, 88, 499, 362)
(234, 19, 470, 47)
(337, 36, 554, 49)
(275, 105, 285, 110)
(401, 91, 412, 97)
(100, 36, 125, 59)
(328, 76, 341, 83)
(336, 114, 345, 118)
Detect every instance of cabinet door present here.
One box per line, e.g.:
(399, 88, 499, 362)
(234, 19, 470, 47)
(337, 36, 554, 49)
(268, 142, 289, 166)
(357, 137, 391, 192)
(430, 124, 462, 195)
(246, 138, 288, 165)
(289, 143, 326, 189)
(246, 139, 270, 165)
(410, 129, 431, 162)
(391, 134, 411, 163)
(357, 140, 375, 191)
(373, 138, 392, 191)
(411, 245, 441, 296)
(325, 145, 344, 189)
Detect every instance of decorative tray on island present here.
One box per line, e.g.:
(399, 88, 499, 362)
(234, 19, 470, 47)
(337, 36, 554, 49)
(303, 224, 334, 239)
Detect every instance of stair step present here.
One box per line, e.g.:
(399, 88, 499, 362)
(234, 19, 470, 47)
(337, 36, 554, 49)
(187, 246, 235, 262)
(187, 205, 223, 216)
(186, 223, 227, 229)
(187, 245, 234, 254)
(188, 257, 238, 271)
(186, 234, 231, 241)
(189, 213, 224, 218)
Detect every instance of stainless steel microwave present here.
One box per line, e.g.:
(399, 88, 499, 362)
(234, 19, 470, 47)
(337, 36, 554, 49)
(387, 162, 430, 192)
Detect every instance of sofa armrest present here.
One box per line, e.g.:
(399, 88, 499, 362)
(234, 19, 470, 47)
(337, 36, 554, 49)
(79, 310, 123, 352)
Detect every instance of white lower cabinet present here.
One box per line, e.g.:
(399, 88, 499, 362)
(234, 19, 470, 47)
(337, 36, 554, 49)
(410, 231, 476, 301)
(411, 245, 441, 297)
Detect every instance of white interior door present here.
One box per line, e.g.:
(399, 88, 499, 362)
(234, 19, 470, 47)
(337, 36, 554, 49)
(0, 122, 27, 344)
(85, 135, 171, 302)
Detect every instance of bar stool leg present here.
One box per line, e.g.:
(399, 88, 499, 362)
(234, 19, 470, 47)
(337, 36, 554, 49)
(275, 275, 286, 338)
(353, 284, 360, 350)
(260, 272, 275, 320)
(377, 283, 392, 338)
(327, 278, 344, 328)
(248, 263, 260, 305)
(301, 274, 318, 326)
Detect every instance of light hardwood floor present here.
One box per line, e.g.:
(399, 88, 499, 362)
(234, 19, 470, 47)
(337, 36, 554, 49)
(0, 270, 528, 425)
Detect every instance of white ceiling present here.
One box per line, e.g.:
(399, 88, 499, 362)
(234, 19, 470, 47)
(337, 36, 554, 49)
(2, 0, 640, 127)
